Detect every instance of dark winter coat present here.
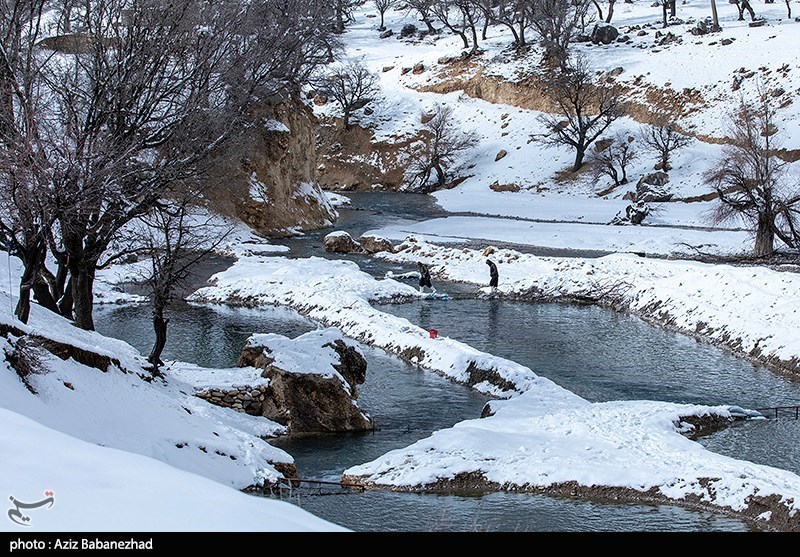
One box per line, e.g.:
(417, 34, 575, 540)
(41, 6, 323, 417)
(486, 259, 498, 287)
(418, 263, 432, 288)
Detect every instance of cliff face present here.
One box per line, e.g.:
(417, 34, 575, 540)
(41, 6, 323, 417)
(204, 96, 338, 237)
(316, 120, 413, 191)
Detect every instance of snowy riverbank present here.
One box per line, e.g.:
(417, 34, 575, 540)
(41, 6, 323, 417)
(376, 237, 800, 377)
(183, 246, 800, 531)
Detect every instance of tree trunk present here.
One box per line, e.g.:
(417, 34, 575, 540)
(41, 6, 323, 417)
(469, 23, 479, 56)
(753, 212, 774, 257)
(505, 23, 520, 47)
(379, 11, 385, 30)
(32, 275, 60, 315)
(668, 0, 676, 17)
(148, 304, 168, 371)
(423, 17, 436, 33)
(14, 264, 35, 324)
(58, 277, 74, 319)
(71, 266, 96, 330)
(573, 147, 586, 172)
(710, 0, 720, 31)
(13, 240, 50, 324)
(433, 162, 446, 187)
(593, 0, 604, 21)
(53, 259, 68, 304)
(786, 0, 791, 18)
(662, 2, 668, 27)
(606, 0, 615, 23)
(335, 1, 345, 33)
(610, 166, 620, 186)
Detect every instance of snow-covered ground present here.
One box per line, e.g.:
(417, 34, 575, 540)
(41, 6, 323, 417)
(378, 237, 800, 373)
(343, 395, 800, 530)
(0, 252, 348, 532)
(0, 408, 346, 532)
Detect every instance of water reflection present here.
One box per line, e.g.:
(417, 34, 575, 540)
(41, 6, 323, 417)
(94, 301, 317, 369)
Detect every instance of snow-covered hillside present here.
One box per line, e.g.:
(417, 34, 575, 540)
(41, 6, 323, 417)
(314, 0, 800, 257)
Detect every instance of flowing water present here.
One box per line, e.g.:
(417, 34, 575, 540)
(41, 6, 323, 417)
(94, 191, 800, 532)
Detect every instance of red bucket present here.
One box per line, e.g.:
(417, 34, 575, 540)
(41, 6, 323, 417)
(429, 329, 438, 339)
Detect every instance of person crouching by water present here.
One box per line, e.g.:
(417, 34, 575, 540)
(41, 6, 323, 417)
(486, 258, 498, 292)
(418, 261, 435, 294)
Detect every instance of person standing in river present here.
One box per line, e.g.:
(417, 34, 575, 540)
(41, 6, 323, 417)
(486, 258, 498, 292)
(417, 261, 435, 294)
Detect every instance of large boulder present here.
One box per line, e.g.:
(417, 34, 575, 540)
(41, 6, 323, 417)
(324, 231, 363, 253)
(591, 23, 619, 45)
(611, 201, 651, 226)
(237, 328, 373, 435)
(636, 171, 673, 202)
(358, 234, 395, 254)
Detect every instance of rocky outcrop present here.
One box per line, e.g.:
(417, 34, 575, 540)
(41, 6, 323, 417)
(316, 122, 414, 191)
(636, 171, 673, 202)
(202, 95, 337, 238)
(324, 231, 363, 253)
(234, 329, 373, 435)
(358, 234, 395, 254)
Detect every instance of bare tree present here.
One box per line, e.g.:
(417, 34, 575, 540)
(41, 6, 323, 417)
(314, 60, 380, 130)
(0, 0, 64, 323)
(404, 0, 439, 33)
(487, 0, 532, 48)
(537, 56, 624, 172)
(589, 134, 637, 188)
(431, 0, 484, 55)
(733, 0, 756, 21)
(374, 0, 396, 30)
(704, 96, 800, 257)
(528, 0, 591, 68)
(130, 196, 233, 374)
(405, 104, 479, 192)
(639, 119, 692, 171)
(6, 0, 336, 331)
(592, 0, 617, 23)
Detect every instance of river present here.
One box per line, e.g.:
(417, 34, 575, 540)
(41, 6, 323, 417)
(94, 192, 800, 532)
